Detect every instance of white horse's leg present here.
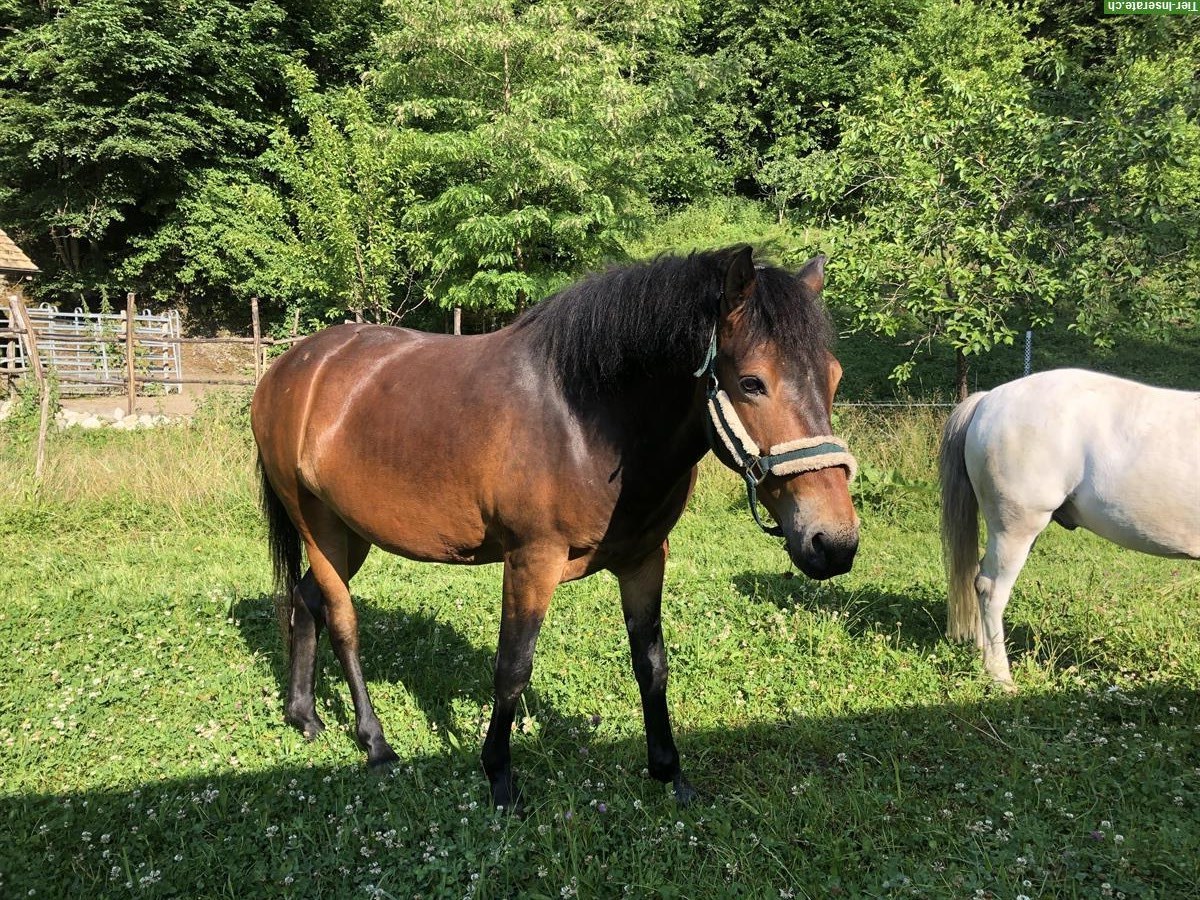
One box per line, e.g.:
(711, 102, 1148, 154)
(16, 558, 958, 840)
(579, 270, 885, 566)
(975, 513, 1049, 686)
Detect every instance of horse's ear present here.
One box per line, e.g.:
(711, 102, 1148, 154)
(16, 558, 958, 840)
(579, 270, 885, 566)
(798, 255, 826, 295)
(825, 351, 843, 410)
(722, 245, 756, 315)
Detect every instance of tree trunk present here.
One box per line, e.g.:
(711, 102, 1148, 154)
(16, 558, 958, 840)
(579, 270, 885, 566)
(955, 347, 969, 402)
(514, 240, 526, 314)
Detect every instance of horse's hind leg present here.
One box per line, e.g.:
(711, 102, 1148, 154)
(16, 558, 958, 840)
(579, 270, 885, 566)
(615, 541, 695, 805)
(298, 500, 396, 768)
(285, 536, 371, 741)
(976, 511, 1049, 686)
(285, 569, 327, 738)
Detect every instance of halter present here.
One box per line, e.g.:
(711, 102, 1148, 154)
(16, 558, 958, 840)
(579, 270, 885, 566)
(694, 326, 858, 537)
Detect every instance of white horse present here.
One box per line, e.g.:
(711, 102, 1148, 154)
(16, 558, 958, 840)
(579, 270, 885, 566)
(940, 368, 1200, 685)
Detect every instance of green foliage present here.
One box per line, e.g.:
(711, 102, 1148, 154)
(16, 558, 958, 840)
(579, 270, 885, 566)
(123, 77, 436, 327)
(191, 387, 254, 435)
(623, 196, 822, 262)
(119, 169, 304, 322)
(0, 378, 43, 445)
(115, 0, 723, 326)
(278, 0, 388, 87)
(272, 84, 431, 323)
(0, 0, 1194, 351)
(794, 0, 1199, 390)
(689, 0, 924, 201)
(0, 0, 291, 301)
(1040, 18, 1200, 342)
(371, 0, 720, 314)
(849, 462, 934, 519)
(797, 0, 1062, 386)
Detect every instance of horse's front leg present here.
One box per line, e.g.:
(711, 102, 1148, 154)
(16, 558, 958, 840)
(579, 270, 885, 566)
(481, 545, 564, 811)
(616, 541, 696, 805)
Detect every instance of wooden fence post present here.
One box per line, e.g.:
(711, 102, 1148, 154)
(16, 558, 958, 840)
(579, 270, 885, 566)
(9, 296, 51, 484)
(125, 293, 137, 416)
(251, 297, 262, 383)
(453, 306, 462, 336)
(4, 300, 14, 381)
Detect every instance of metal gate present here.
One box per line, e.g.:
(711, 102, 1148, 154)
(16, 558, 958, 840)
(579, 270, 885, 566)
(1, 304, 183, 395)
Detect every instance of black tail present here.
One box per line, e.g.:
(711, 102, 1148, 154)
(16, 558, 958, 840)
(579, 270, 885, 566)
(259, 456, 303, 635)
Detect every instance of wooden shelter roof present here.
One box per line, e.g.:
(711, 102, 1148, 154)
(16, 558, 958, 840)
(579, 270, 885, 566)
(0, 228, 39, 277)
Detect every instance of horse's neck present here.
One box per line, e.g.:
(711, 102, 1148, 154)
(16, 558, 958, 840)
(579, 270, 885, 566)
(597, 374, 711, 473)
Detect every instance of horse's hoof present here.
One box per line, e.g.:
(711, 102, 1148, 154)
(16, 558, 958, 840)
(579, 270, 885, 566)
(367, 747, 400, 773)
(986, 676, 1018, 695)
(286, 714, 326, 741)
(673, 774, 699, 807)
(491, 780, 523, 816)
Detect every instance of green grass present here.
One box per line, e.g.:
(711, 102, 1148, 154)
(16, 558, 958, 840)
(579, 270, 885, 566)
(1, 400, 1199, 899)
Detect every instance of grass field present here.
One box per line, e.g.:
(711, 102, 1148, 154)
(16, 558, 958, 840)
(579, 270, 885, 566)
(1, 388, 1198, 899)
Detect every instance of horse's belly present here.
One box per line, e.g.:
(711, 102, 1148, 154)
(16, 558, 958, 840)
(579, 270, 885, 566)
(322, 483, 499, 565)
(372, 532, 504, 566)
(1071, 489, 1200, 559)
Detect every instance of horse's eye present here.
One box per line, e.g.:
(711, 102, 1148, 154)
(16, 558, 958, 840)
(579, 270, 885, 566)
(739, 376, 766, 396)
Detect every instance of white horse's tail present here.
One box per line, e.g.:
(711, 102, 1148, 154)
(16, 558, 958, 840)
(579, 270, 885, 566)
(940, 391, 988, 644)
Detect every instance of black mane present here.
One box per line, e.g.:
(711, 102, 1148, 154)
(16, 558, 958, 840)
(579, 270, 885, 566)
(514, 249, 834, 400)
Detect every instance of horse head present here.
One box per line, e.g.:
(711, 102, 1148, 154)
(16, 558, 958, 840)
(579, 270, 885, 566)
(705, 247, 860, 579)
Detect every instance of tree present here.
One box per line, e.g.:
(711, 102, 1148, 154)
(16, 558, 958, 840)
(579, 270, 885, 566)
(0, 0, 292, 305)
(122, 75, 435, 329)
(370, 0, 719, 317)
(687, 0, 923, 210)
(797, 0, 1063, 398)
(118, 168, 306, 329)
(276, 0, 388, 88)
(793, 1, 1198, 397)
(1036, 15, 1199, 344)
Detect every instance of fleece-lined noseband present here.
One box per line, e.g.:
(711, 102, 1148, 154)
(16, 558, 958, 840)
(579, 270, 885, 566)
(695, 327, 857, 537)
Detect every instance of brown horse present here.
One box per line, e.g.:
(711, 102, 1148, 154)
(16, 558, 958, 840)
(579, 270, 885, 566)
(251, 247, 859, 808)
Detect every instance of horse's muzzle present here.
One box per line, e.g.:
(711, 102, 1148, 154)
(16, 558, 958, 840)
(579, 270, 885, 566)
(788, 528, 859, 580)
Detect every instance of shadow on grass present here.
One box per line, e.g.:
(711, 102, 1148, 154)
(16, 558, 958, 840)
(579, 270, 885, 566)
(732, 571, 948, 654)
(729, 570, 1124, 680)
(231, 592, 572, 756)
(5, 682, 1199, 896)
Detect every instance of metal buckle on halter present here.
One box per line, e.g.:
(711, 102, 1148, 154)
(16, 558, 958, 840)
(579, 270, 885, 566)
(745, 456, 768, 484)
